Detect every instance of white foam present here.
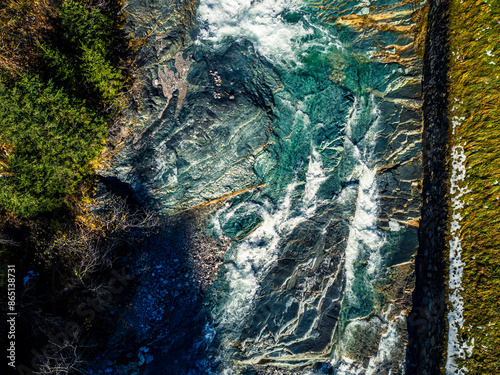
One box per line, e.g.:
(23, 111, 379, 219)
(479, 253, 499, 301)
(208, 129, 334, 375)
(212, 139, 332, 328)
(366, 311, 405, 375)
(329, 95, 402, 374)
(303, 147, 328, 215)
(389, 219, 401, 231)
(342, 96, 385, 306)
(332, 307, 406, 375)
(212, 178, 300, 328)
(446, 137, 474, 371)
(196, 0, 340, 68)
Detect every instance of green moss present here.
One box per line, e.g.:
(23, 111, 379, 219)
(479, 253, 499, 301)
(447, 0, 500, 372)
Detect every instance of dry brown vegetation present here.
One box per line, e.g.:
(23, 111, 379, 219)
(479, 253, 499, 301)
(0, 0, 56, 73)
(33, 193, 158, 286)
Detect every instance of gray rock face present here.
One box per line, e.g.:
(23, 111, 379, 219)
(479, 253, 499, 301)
(101, 0, 425, 373)
(104, 41, 280, 213)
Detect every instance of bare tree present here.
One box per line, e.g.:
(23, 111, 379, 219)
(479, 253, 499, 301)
(0, 237, 20, 246)
(41, 193, 158, 286)
(33, 338, 86, 375)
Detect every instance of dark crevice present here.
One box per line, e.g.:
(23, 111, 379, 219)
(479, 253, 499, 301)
(406, 0, 450, 373)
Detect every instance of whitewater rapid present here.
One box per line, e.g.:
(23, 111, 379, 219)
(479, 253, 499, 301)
(197, 0, 340, 341)
(209, 141, 330, 342)
(196, 0, 340, 68)
(329, 96, 407, 375)
(192, 0, 419, 373)
(341, 96, 385, 308)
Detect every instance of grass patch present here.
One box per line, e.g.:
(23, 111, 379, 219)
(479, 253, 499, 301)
(447, 0, 500, 372)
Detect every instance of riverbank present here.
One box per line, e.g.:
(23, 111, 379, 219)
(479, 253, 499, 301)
(445, 0, 500, 372)
(408, 0, 500, 372)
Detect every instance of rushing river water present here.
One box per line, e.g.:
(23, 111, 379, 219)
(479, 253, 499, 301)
(106, 0, 424, 373)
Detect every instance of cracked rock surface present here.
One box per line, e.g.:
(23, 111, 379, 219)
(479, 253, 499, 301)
(96, 0, 425, 373)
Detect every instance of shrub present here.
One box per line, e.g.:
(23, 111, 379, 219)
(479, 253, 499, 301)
(0, 75, 106, 217)
(58, 0, 116, 50)
(80, 42, 123, 101)
(39, 0, 124, 102)
(0, 0, 130, 217)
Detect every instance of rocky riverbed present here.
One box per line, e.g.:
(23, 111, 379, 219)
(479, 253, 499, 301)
(92, 0, 430, 373)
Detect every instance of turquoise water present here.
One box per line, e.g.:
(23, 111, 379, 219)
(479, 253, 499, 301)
(110, 0, 423, 372)
(192, 0, 422, 373)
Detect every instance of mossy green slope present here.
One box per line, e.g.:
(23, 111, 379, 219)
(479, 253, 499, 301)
(447, 0, 500, 372)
